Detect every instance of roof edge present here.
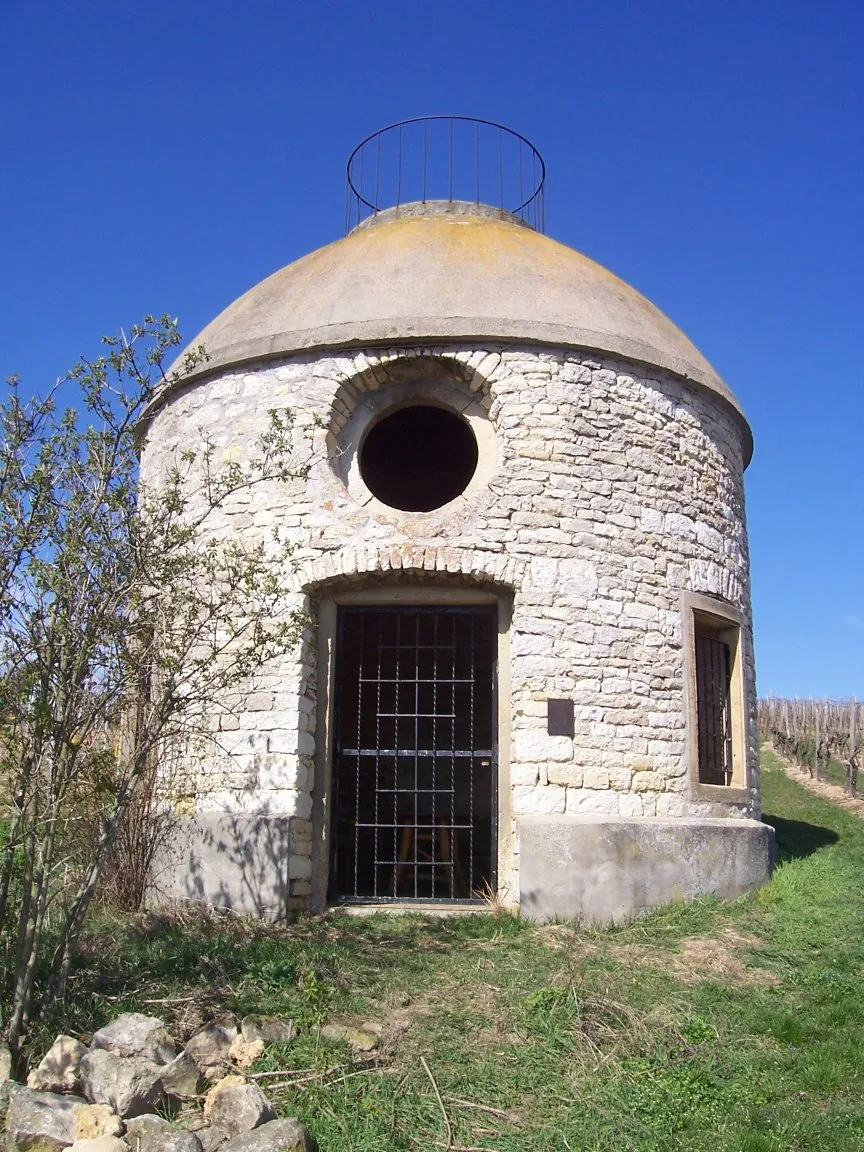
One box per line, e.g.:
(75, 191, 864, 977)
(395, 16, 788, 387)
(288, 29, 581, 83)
(141, 327, 753, 466)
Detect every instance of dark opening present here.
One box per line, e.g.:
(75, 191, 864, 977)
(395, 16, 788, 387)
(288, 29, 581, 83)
(695, 622, 734, 785)
(359, 405, 479, 512)
(331, 607, 497, 903)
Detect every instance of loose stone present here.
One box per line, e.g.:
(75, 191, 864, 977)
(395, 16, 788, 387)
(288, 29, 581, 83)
(132, 1134, 203, 1152)
(27, 1035, 88, 1094)
(318, 1024, 379, 1052)
(73, 1102, 124, 1140)
(124, 1113, 173, 1146)
(227, 1036, 265, 1070)
(4, 1084, 87, 1150)
(197, 1127, 231, 1152)
(202, 1076, 275, 1138)
(185, 1022, 238, 1071)
(239, 1016, 297, 1046)
(160, 1049, 205, 1097)
(90, 1014, 176, 1066)
(67, 1139, 129, 1152)
(218, 1118, 315, 1152)
(79, 1050, 165, 1118)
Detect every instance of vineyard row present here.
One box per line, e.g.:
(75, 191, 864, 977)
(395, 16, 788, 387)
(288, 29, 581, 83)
(758, 697, 861, 795)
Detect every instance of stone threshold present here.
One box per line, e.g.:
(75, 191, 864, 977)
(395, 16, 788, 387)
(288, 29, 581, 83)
(331, 902, 490, 918)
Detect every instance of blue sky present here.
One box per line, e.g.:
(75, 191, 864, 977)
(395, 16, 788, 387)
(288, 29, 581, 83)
(1, 0, 861, 698)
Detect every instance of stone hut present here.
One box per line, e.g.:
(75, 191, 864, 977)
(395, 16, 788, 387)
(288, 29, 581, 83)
(143, 119, 772, 922)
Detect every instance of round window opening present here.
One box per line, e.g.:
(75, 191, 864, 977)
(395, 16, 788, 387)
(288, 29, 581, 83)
(359, 405, 479, 512)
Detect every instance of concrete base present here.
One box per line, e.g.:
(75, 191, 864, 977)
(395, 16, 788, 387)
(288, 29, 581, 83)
(149, 815, 291, 921)
(517, 816, 774, 924)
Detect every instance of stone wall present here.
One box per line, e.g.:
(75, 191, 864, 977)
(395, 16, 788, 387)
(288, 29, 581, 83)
(140, 341, 757, 910)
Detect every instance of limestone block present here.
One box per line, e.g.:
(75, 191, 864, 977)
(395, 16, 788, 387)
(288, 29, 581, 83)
(632, 771, 665, 793)
(510, 761, 540, 786)
(545, 764, 583, 788)
(600, 677, 632, 695)
(512, 785, 566, 815)
(527, 556, 558, 592)
(696, 522, 723, 551)
(241, 710, 296, 733)
(582, 767, 610, 790)
(513, 730, 572, 763)
(640, 508, 664, 533)
(513, 632, 553, 656)
(243, 693, 275, 713)
(565, 790, 619, 815)
(608, 769, 634, 792)
(288, 855, 312, 880)
(254, 753, 296, 788)
(617, 794, 644, 817)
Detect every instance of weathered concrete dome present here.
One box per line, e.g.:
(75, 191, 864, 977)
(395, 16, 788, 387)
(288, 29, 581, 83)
(177, 202, 750, 461)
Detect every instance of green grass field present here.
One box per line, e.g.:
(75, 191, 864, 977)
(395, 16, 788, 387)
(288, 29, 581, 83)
(23, 747, 864, 1150)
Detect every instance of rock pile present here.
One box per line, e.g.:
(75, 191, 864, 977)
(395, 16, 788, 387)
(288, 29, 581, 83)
(1, 1013, 316, 1151)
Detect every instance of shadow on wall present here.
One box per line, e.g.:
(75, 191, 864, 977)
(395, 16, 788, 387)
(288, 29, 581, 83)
(149, 814, 293, 922)
(761, 813, 839, 864)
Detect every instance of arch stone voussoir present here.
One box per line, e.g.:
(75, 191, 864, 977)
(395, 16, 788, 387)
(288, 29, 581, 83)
(328, 347, 496, 438)
(298, 545, 525, 593)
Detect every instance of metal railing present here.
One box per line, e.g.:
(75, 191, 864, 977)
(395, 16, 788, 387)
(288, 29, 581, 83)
(346, 116, 546, 233)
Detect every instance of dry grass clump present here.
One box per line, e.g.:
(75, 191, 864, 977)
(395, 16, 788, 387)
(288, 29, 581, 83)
(612, 927, 780, 988)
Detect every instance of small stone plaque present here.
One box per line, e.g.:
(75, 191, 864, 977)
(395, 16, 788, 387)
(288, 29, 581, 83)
(547, 698, 574, 737)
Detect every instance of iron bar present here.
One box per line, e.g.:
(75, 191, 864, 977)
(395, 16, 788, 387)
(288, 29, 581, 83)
(475, 119, 480, 204)
(422, 119, 428, 204)
(498, 126, 504, 209)
(396, 124, 402, 207)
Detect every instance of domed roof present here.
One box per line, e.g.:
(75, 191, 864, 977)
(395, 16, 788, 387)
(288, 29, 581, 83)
(172, 202, 750, 458)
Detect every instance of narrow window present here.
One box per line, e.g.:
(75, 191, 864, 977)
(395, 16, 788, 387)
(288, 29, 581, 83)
(694, 621, 733, 785)
(683, 592, 748, 798)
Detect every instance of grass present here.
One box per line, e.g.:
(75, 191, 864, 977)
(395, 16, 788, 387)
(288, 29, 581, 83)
(19, 746, 864, 1150)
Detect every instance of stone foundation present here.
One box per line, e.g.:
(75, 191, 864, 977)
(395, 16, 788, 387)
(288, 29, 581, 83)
(517, 815, 774, 923)
(149, 816, 303, 921)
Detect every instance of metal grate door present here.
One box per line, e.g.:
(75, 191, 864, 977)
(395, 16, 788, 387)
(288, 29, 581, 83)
(695, 633, 733, 785)
(330, 607, 497, 903)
